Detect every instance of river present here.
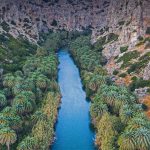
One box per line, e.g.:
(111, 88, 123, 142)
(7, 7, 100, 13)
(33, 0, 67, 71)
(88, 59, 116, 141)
(51, 50, 96, 150)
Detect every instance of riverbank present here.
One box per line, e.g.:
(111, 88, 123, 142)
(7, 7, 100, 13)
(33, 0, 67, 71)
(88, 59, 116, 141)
(0, 40, 61, 150)
(69, 34, 150, 150)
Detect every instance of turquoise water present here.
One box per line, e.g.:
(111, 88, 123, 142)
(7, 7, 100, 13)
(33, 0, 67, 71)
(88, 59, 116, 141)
(51, 50, 96, 150)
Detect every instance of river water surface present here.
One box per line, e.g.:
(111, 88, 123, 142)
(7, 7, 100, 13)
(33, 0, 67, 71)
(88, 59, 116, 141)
(51, 50, 96, 150)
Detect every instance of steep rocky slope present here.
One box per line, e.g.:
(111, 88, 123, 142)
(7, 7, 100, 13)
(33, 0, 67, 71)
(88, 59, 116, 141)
(0, 0, 150, 98)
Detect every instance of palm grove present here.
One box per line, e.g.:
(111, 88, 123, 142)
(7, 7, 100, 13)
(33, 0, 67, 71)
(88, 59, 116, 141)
(69, 34, 150, 150)
(0, 32, 61, 150)
(0, 29, 150, 150)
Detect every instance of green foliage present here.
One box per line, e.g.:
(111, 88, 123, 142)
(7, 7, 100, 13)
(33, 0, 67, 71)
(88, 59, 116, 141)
(118, 21, 125, 26)
(138, 36, 144, 41)
(107, 33, 119, 43)
(0, 33, 60, 149)
(117, 50, 140, 68)
(113, 70, 119, 75)
(128, 52, 150, 73)
(69, 33, 150, 150)
(0, 33, 37, 73)
(41, 31, 68, 52)
(146, 27, 150, 34)
(69, 35, 106, 71)
(17, 136, 37, 150)
(17, 92, 60, 150)
(120, 46, 128, 53)
(96, 113, 121, 150)
(129, 78, 150, 91)
(36, 47, 48, 56)
(0, 93, 7, 108)
(94, 36, 106, 50)
(94, 33, 119, 50)
(1, 21, 10, 32)
(119, 73, 127, 78)
(119, 114, 150, 150)
(0, 127, 17, 150)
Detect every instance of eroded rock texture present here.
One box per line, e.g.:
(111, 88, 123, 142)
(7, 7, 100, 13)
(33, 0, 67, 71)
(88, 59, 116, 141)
(0, 0, 150, 96)
(0, 0, 149, 41)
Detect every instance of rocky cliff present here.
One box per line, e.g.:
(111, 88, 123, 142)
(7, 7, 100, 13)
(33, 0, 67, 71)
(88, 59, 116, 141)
(0, 0, 149, 41)
(0, 0, 150, 98)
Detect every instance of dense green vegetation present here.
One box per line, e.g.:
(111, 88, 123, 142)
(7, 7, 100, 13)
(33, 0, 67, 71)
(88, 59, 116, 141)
(94, 33, 119, 52)
(69, 34, 150, 150)
(117, 50, 140, 68)
(128, 52, 150, 74)
(129, 77, 150, 91)
(120, 46, 128, 53)
(0, 33, 37, 73)
(0, 29, 149, 150)
(0, 33, 61, 149)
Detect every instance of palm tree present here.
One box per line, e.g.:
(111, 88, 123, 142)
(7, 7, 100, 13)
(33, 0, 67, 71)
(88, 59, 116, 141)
(127, 116, 150, 132)
(31, 111, 47, 124)
(36, 47, 48, 57)
(0, 93, 7, 108)
(35, 88, 42, 101)
(119, 105, 133, 124)
(48, 80, 59, 92)
(1, 107, 22, 131)
(13, 94, 33, 115)
(96, 112, 119, 150)
(20, 91, 35, 106)
(118, 131, 136, 150)
(94, 66, 107, 76)
(17, 136, 37, 150)
(13, 84, 24, 96)
(3, 75, 15, 88)
(3, 88, 12, 97)
(90, 101, 108, 125)
(23, 79, 35, 92)
(15, 77, 24, 85)
(36, 76, 47, 89)
(14, 71, 23, 77)
(134, 127, 150, 149)
(0, 115, 9, 126)
(0, 127, 17, 150)
(88, 75, 106, 92)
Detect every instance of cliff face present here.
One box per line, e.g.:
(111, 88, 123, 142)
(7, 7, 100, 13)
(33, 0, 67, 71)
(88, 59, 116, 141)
(1, 0, 149, 41)
(0, 0, 150, 97)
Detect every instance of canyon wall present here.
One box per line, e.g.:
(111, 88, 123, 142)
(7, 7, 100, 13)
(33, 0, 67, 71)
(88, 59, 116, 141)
(0, 0, 149, 41)
(0, 0, 150, 97)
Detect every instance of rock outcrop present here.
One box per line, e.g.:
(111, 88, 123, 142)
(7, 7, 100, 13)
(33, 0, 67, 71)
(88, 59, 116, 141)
(0, 0, 150, 97)
(0, 0, 149, 41)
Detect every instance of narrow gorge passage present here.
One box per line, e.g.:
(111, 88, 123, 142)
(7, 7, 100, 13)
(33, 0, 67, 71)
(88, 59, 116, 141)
(51, 50, 96, 150)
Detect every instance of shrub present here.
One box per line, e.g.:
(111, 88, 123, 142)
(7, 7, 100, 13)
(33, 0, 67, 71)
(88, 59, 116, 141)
(138, 36, 144, 41)
(94, 33, 119, 49)
(113, 70, 119, 75)
(127, 63, 138, 73)
(1, 21, 10, 32)
(120, 46, 128, 53)
(119, 73, 127, 78)
(36, 47, 48, 56)
(129, 78, 150, 91)
(117, 50, 140, 68)
(128, 52, 150, 73)
(146, 27, 150, 34)
(118, 21, 125, 26)
(51, 19, 58, 26)
(107, 33, 119, 43)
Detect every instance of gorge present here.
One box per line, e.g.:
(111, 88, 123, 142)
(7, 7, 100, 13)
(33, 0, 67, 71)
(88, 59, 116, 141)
(0, 0, 150, 150)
